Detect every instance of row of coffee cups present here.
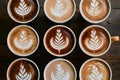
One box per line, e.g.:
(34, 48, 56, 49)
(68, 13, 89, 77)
(7, 0, 111, 23)
(7, 25, 119, 57)
(7, 58, 112, 80)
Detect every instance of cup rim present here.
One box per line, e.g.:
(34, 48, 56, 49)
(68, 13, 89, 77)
(43, 25, 76, 57)
(79, 0, 111, 23)
(7, 0, 40, 23)
(44, 58, 77, 80)
(6, 58, 40, 80)
(7, 25, 39, 57)
(79, 25, 111, 57)
(44, 0, 76, 23)
(79, 58, 112, 80)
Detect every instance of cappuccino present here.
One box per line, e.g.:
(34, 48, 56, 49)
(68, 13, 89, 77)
(7, 58, 40, 80)
(79, 25, 110, 57)
(80, 58, 112, 80)
(44, 0, 76, 23)
(44, 58, 77, 80)
(80, 0, 111, 23)
(44, 25, 76, 57)
(7, 25, 39, 56)
(7, 0, 40, 23)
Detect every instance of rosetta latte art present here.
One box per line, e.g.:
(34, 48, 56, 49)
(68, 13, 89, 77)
(50, 29, 69, 53)
(15, 0, 33, 18)
(14, 31, 33, 53)
(51, 0, 67, 18)
(85, 30, 104, 51)
(16, 64, 32, 80)
(51, 64, 70, 80)
(86, 0, 107, 16)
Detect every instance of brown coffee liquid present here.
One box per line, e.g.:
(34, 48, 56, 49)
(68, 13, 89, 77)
(45, 0, 75, 22)
(44, 60, 76, 80)
(45, 26, 75, 55)
(82, 0, 110, 21)
(9, 25, 38, 56)
(81, 60, 111, 80)
(8, 60, 39, 80)
(80, 26, 110, 55)
(9, 0, 38, 22)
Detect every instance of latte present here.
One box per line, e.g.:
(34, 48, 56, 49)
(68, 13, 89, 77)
(44, 58, 77, 80)
(80, 0, 111, 23)
(80, 58, 112, 80)
(7, 25, 39, 56)
(79, 25, 110, 57)
(7, 0, 40, 23)
(44, 0, 76, 23)
(44, 25, 76, 57)
(7, 58, 40, 80)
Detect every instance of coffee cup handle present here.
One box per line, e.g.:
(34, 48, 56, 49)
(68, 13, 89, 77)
(111, 36, 120, 42)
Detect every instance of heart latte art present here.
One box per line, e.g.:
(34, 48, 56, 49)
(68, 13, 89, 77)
(79, 25, 110, 56)
(7, 25, 39, 56)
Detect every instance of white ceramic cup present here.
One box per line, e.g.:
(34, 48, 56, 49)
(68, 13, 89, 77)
(79, 0, 111, 23)
(7, 58, 40, 80)
(44, 0, 76, 23)
(7, 25, 39, 57)
(7, 0, 40, 23)
(79, 58, 112, 80)
(44, 25, 76, 57)
(79, 25, 119, 57)
(44, 58, 77, 80)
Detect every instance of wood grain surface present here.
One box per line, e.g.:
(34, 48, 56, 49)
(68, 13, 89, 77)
(0, 0, 120, 80)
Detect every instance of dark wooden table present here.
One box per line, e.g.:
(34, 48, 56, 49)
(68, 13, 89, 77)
(0, 0, 120, 80)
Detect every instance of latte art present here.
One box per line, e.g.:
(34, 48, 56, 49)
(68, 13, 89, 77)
(79, 25, 110, 56)
(44, 59, 77, 80)
(15, 0, 33, 17)
(7, 0, 39, 23)
(44, 25, 76, 57)
(80, 0, 111, 23)
(7, 58, 40, 80)
(50, 0, 67, 18)
(44, 0, 76, 23)
(7, 25, 39, 56)
(85, 30, 105, 51)
(16, 64, 32, 80)
(80, 59, 112, 80)
(51, 64, 70, 80)
(50, 29, 69, 53)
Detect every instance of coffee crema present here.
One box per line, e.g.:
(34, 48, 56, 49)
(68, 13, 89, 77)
(80, 0, 111, 23)
(44, 0, 76, 23)
(80, 58, 112, 80)
(79, 25, 110, 56)
(44, 25, 76, 57)
(7, 25, 39, 56)
(44, 59, 77, 80)
(7, 0, 39, 23)
(7, 58, 40, 80)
